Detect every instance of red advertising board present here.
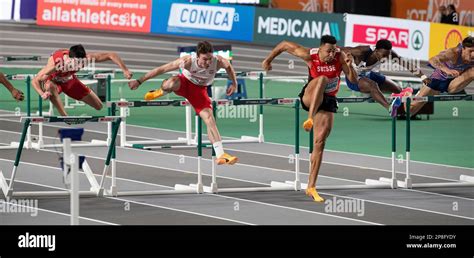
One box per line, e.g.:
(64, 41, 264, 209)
(37, 0, 152, 33)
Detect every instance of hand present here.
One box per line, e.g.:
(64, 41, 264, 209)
(442, 68, 460, 78)
(344, 52, 354, 66)
(262, 59, 272, 71)
(128, 80, 140, 90)
(41, 92, 51, 100)
(422, 77, 431, 86)
(123, 69, 133, 80)
(226, 83, 237, 96)
(11, 88, 24, 101)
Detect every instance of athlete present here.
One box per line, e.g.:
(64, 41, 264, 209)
(262, 35, 358, 202)
(341, 39, 422, 116)
(0, 72, 24, 101)
(32, 44, 132, 116)
(408, 36, 474, 115)
(128, 41, 239, 165)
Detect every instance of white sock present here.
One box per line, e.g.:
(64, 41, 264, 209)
(212, 141, 225, 157)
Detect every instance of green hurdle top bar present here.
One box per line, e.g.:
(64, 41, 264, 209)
(20, 116, 121, 124)
(404, 94, 474, 103)
(3, 56, 41, 62)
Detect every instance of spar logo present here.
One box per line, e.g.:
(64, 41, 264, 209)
(353, 25, 425, 51)
(411, 30, 423, 50)
(168, 3, 235, 32)
(257, 16, 341, 40)
(353, 24, 410, 48)
(445, 29, 463, 50)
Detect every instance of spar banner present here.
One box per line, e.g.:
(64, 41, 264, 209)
(253, 7, 344, 47)
(37, 0, 152, 33)
(345, 14, 430, 60)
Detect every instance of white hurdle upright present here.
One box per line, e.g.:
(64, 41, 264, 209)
(63, 138, 80, 225)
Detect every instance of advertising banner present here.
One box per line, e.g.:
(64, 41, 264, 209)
(270, 0, 333, 13)
(37, 0, 152, 33)
(151, 0, 255, 42)
(253, 7, 344, 47)
(391, 0, 473, 27)
(345, 14, 430, 60)
(429, 23, 473, 57)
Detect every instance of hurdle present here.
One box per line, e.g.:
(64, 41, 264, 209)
(173, 97, 302, 193)
(0, 115, 121, 199)
(368, 94, 474, 189)
(110, 72, 266, 148)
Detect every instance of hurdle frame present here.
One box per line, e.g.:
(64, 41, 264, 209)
(370, 94, 474, 189)
(0, 115, 122, 199)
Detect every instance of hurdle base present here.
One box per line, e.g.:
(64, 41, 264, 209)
(0, 171, 12, 199)
(288, 180, 392, 190)
(377, 175, 474, 189)
(9, 191, 98, 198)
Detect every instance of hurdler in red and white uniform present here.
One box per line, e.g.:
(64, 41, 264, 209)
(128, 41, 239, 165)
(32, 44, 132, 116)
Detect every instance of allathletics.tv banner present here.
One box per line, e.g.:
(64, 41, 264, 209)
(36, 0, 152, 33)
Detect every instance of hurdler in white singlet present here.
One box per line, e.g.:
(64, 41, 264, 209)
(181, 55, 218, 86)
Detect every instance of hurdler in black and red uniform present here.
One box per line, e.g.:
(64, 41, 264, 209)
(262, 35, 358, 203)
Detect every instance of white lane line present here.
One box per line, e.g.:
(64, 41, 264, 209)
(6, 174, 253, 226)
(0, 158, 378, 225)
(2, 151, 472, 222)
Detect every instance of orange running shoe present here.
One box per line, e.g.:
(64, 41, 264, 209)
(305, 187, 325, 202)
(303, 118, 313, 132)
(144, 89, 164, 101)
(216, 153, 239, 165)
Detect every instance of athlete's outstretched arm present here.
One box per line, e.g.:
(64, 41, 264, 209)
(391, 51, 430, 85)
(32, 57, 56, 99)
(340, 51, 358, 83)
(0, 72, 24, 101)
(429, 47, 460, 77)
(217, 56, 237, 96)
(88, 52, 133, 79)
(129, 56, 191, 90)
(262, 41, 311, 71)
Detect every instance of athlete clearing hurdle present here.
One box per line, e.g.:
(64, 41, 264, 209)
(340, 39, 419, 116)
(32, 45, 132, 116)
(0, 72, 24, 101)
(407, 36, 474, 115)
(262, 35, 358, 202)
(128, 41, 239, 165)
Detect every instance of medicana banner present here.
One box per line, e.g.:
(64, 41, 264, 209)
(345, 14, 430, 60)
(36, 0, 152, 33)
(151, 0, 255, 42)
(253, 7, 344, 47)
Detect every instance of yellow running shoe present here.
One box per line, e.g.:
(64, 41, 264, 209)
(303, 118, 313, 132)
(216, 153, 239, 165)
(144, 89, 164, 101)
(305, 187, 325, 202)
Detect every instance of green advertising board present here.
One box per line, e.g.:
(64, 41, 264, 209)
(254, 8, 345, 47)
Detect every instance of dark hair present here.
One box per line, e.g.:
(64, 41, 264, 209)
(69, 45, 86, 58)
(320, 35, 337, 45)
(196, 41, 214, 56)
(447, 4, 456, 12)
(462, 36, 474, 48)
(375, 39, 393, 50)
